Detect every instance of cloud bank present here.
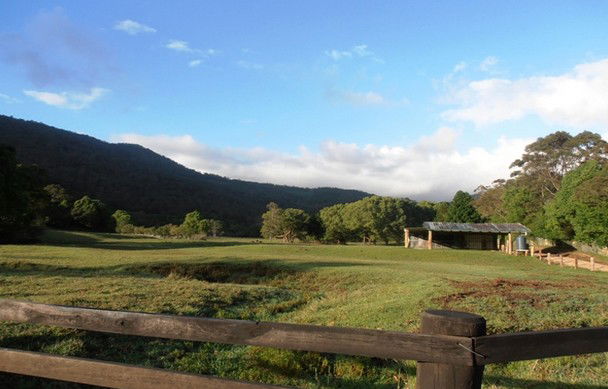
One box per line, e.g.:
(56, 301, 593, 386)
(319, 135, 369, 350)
(24, 87, 108, 109)
(115, 129, 528, 200)
(443, 58, 608, 128)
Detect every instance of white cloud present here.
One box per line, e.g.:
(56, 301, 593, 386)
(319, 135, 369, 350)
(479, 56, 498, 72)
(329, 89, 408, 107)
(114, 129, 529, 200)
(452, 61, 467, 73)
(23, 87, 108, 109)
(165, 40, 216, 58)
(325, 44, 382, 62)
(0, 93, 19, 103)
(237, 60, 264, 70)
(340, 91, 387, 106)
(114, 19, 156, 35)
(189, 59, 202, 67)
(325, 50, 352, 61)
(442, 58, 608, 127)
(352, 44, 372, 57)
(166, 40, 194, 53)
(453, 61, 467, 73)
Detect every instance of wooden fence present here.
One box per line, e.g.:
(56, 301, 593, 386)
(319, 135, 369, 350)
(0, 299, 606, 388)
(534, 251, 607, 272)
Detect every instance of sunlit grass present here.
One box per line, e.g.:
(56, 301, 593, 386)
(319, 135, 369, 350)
(0, 230, 606, 388)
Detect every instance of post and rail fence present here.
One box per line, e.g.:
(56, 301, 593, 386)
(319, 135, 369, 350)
(0, 299, 607, 388)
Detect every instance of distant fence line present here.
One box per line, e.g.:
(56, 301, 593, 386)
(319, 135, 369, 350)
(0, 299, 607, 388)
(535, 251, 608, 272)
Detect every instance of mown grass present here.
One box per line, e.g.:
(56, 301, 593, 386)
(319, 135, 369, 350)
(0, 229, 607, 388)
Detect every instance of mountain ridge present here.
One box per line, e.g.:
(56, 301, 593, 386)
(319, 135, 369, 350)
(0, 115, 370, 235)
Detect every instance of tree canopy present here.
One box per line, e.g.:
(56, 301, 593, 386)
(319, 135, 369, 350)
(445, 191, 482, 223)
(0, 145, 47, 242)
(318, 195, 433, 244)
(71, 196, 114, 231)
(475, 130, 608, 247)
(260, 203, 311, 242)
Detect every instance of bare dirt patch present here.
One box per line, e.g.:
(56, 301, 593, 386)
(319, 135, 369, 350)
(435, 278, 585, 308)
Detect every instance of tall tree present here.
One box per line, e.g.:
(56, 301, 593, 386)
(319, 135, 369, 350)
(207, 219, 223, 237)
(319, 204, 351, 244)
(510, 131, 608, 201)
(446, 191, 482, 223)
(544, 160, 608, 245)
(43, 184, 73, 228)
(281, 208, 310, 243)
(432, 202, 451, 222)
(473, 180, 507, 222)
(0, 145, 47, 242)
(260, 202, 284, 239)
(71, 196, 114, 231)
(112, 210, 134, 233)
(180, 210, 208, 237)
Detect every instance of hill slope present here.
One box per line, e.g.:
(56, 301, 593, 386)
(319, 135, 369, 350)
(0, 115, 369, 235)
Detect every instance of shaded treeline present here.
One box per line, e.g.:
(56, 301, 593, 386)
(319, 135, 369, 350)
(0, 115, 368, 236)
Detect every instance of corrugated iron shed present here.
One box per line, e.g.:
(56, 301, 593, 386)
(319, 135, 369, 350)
(421, 222, 530, 234)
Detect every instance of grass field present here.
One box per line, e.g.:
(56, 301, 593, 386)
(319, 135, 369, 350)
(0, 230, 607, 388)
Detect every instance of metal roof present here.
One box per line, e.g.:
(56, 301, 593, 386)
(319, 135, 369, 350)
(421, 222, 531, 234)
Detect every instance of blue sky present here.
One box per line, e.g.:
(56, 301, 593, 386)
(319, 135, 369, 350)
(2, 1, 608, 200)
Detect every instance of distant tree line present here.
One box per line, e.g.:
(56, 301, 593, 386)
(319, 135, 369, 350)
(260, 196, 436, 244)
(116, 210, 223, 239)
(1, 144, 223, 242)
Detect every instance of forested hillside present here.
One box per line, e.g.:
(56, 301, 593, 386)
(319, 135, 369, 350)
(0, 115, 368, 235)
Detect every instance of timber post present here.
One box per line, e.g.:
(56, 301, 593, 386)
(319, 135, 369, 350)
(507, 233, 513, 255)
(530, 242, 534, 256)
(591, 257, 595, 271)
(416, 310, 486, 389)
(404, 228, 410, 248)
(427, 230, 433, 250)
(560, 255, 564, 267)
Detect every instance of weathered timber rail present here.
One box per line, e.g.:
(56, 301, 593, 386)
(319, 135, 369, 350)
(0, 299, 607, 388)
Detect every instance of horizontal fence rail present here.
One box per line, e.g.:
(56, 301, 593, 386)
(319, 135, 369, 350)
(0, 347, 284, 389)
(474, 326, 608, 365)
(1, 299, 607, 389)
(0, 300, 474, 365)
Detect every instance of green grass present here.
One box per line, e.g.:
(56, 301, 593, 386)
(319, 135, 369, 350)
(0, 229, 607, 388)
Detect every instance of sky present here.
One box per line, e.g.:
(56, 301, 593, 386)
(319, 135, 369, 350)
(1, 1, 608, 200)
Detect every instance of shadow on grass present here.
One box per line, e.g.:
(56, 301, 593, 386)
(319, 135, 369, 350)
(0, 258, 371, 283)
(39, 229, 255, 251)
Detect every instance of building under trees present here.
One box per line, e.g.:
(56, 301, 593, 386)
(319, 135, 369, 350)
(404, 222, 530, 251)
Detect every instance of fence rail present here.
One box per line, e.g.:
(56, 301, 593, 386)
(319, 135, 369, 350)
(0, 299, 607, 389)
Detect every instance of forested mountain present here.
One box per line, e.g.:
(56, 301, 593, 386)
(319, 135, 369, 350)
(0, 115, 369, 235)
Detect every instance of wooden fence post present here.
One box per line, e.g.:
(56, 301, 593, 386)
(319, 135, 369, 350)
(574, 257, 578, 269)
(416, 310, 486, 389)
(560, 255, 564, 267)
(591, 257, 595, 271)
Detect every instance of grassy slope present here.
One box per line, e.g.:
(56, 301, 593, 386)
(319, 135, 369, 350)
(0, 230, 607, 388)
